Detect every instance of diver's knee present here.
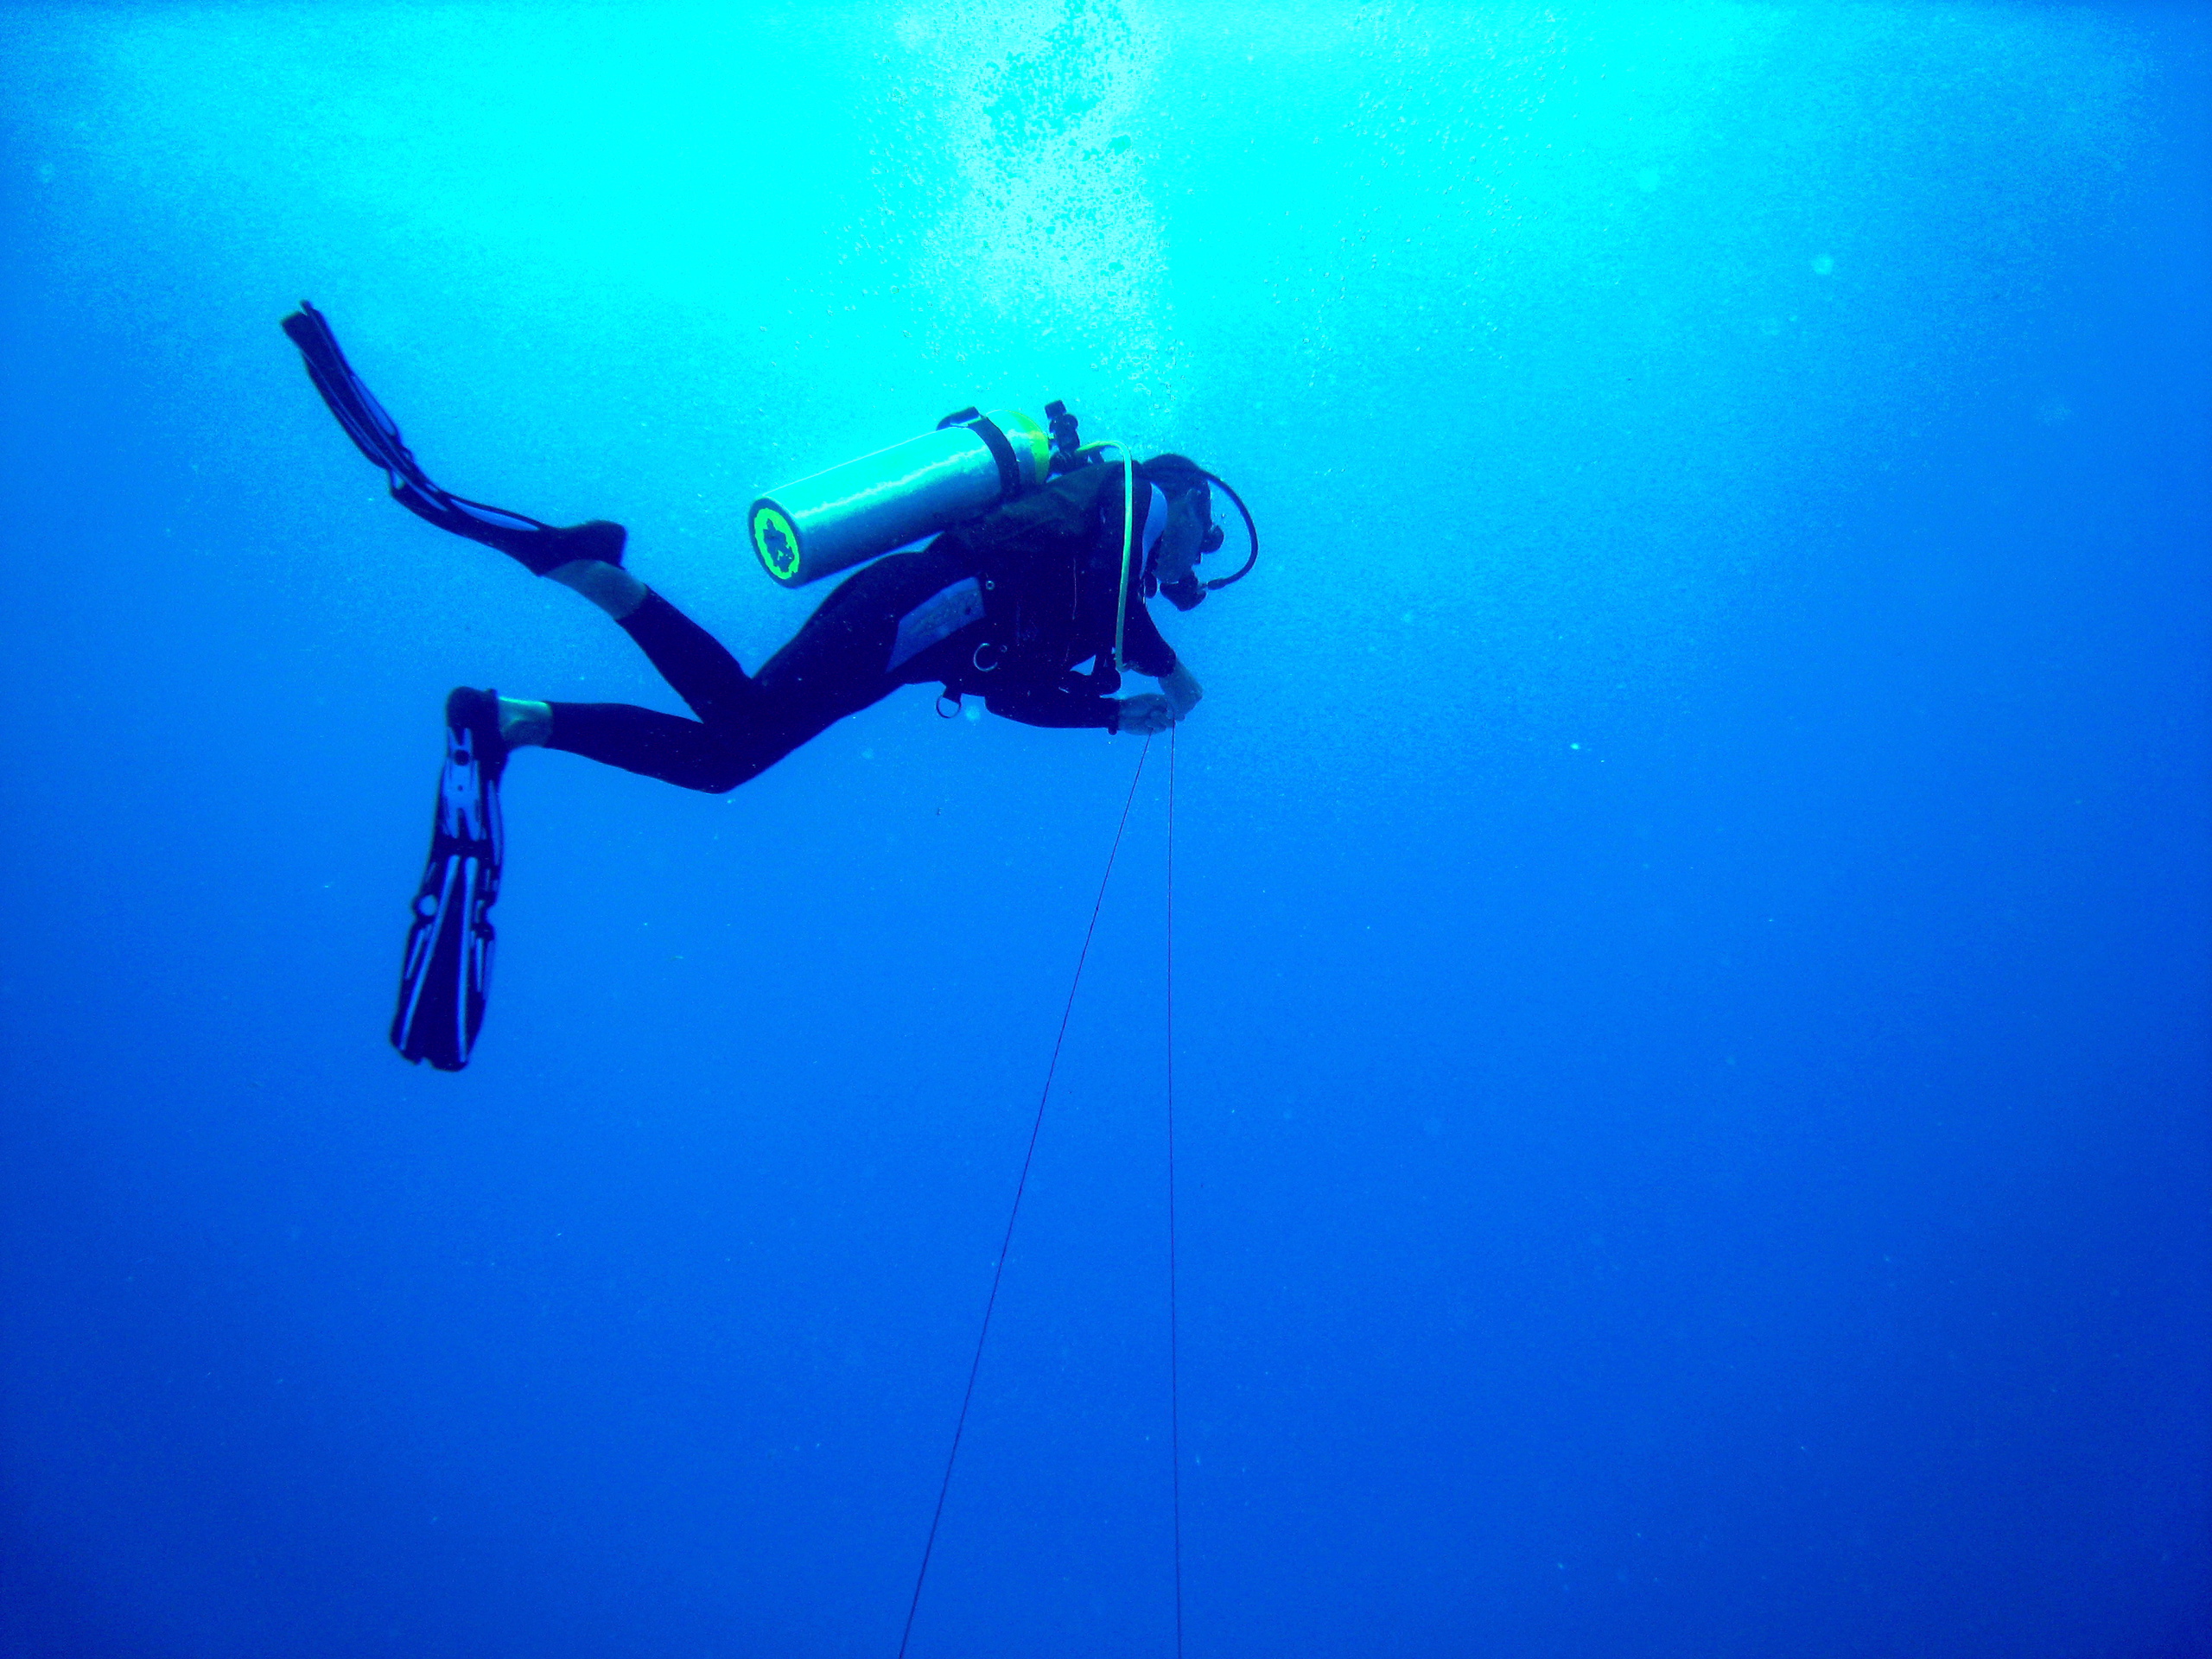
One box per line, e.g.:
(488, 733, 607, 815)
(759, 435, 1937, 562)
(693, 752, 764, 795)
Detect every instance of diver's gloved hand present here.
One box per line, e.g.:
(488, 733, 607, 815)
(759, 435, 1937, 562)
(1160, 663, 1204, 719)
(1115, 694, 1176, 735)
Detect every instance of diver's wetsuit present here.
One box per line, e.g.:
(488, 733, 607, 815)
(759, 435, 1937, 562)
(553, 514, 1178, 792)
(283, 302, 1195, 1071)
(279, 299, 1180, 794)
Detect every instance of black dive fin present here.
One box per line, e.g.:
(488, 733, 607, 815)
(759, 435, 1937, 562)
(281, 302, 578, 570)
(281, 301, 437, 494)
(391, 689, 507, 1071)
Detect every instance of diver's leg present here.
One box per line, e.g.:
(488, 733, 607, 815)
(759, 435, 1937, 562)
(511, 585, 785, 792)
(674, 548, 966, 766)
(537, 702, 768, 793)
(281, 302, 624, 576)
(528, 551, 964, 792)
(535, 581, 881, 792)
(609, 589, 754, 726)
(487, 585, 762, 791)
(747, 547, 972, 698)
(546, 556, 647, 620)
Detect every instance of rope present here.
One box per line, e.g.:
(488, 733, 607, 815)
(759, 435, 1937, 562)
(897, 735, 1155, 1659)
(1167, 724, 1185, 1657)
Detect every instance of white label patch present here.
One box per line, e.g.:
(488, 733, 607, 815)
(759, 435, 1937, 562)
(887, 576, 986, 671)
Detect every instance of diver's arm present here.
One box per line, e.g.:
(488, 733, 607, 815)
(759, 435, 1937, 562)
(983, 682, 1119, 730)
(979, 601, 1197, 734)
(984, 680, 1193, 736)
(1116, 600, 1198, 731)
(1159, 661, 1203, 719)
(1113, 663, 1203, 737)
(1121, 600, 1179, 678)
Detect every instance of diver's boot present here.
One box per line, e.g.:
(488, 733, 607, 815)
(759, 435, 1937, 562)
(442, 685, 508, 777)
(536, 518, 628, 573)
(486, 517, 629, 578)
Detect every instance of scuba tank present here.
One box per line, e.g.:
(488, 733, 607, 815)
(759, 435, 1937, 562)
(748, 407, 1052, 588)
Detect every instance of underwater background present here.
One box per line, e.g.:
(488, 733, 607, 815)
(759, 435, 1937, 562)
(3, 3, 2208, 1655)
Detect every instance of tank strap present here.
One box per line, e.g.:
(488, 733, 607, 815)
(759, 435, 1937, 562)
(964, 415, 1023, 503)
(936, 405, 1023, 499)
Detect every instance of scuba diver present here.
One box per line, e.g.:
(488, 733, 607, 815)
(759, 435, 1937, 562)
(281, 302, 1255, 1071)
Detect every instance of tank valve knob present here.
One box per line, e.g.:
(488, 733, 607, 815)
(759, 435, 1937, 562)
(1045, 400, 1085, 474)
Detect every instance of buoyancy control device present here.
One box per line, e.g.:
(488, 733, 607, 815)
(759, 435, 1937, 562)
(747, 399, 1257, 674)
(747, 407, 1055, 588)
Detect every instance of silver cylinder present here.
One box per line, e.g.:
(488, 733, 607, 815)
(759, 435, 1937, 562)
(748, 409, 1048, 588)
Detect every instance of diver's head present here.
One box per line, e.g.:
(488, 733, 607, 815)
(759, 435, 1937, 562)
(1142, 454, 1226, 611)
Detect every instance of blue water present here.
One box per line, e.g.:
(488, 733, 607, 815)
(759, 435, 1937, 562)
(4, 5, 2208, 1655)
